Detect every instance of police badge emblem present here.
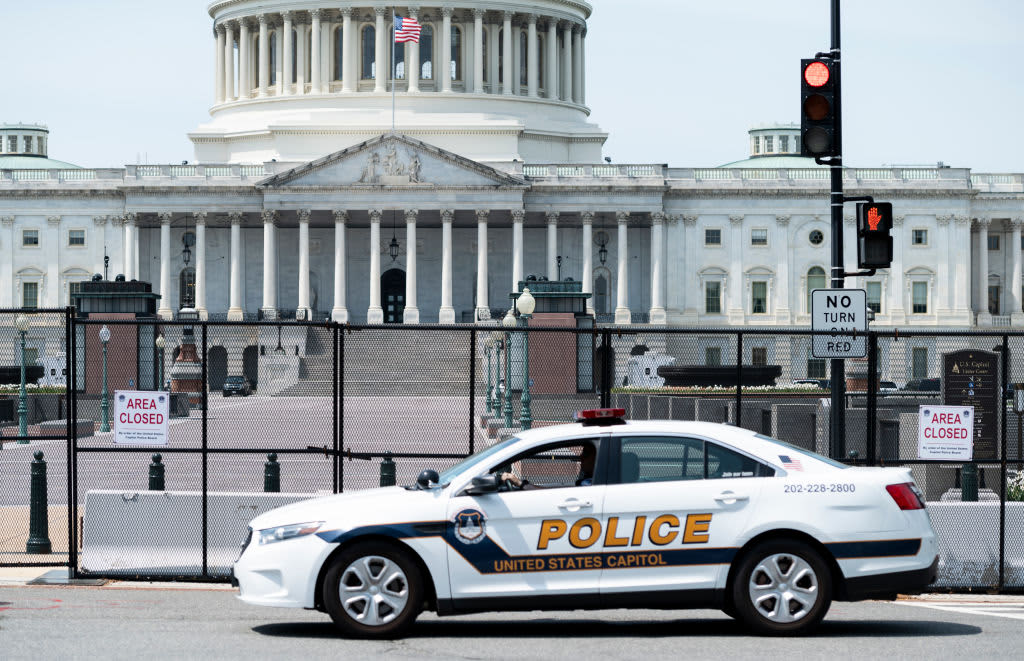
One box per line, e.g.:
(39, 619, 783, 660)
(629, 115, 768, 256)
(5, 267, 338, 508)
(453, 509, 486, 545)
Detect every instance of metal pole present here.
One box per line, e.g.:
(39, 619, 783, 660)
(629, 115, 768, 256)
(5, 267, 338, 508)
(68, 309, 77, 578)
(201, 323, 208, 577)
(735, 332, 743, 427)
(469, 328, 476, 453)
(18, 329, 28, 441)
(503, 329, 514, 428)
(1000, 333, 1009, 589)
(867, 332, 878, 464)
(99, 336, 110, 433)
(520, 318, 532, 430)
(485, 345, 493, 413)
(828, 0, 846, 460)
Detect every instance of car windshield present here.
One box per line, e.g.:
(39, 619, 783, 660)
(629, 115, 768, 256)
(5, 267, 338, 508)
(436, 437, 520, 485)
(754, 434, 849, 470)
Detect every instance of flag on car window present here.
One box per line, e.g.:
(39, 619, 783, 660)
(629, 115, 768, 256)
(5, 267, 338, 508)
(779, 455, 803, 471)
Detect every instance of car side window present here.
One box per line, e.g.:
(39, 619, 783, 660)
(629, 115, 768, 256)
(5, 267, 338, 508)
(490, 439, 602, 490)
(619, 436, 705, 484)
(707, 443, 775, 479)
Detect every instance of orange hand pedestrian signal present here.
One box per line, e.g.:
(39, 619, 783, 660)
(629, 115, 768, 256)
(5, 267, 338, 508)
(867, 207, 882, 231)
(857, 202, 893, 269)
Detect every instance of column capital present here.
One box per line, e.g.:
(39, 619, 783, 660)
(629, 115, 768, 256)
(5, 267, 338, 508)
(775, 214, 790, 225)
(581, 211, 594, 225)
(503, 10, 515, 21)
(954, 215, 970, 226)
(238, 17, 252, 30)
(476, 209, 490, 222)
(92, 216, 108, 226)
(297, 209, 312, 223)
(893, 214, 906, 227)
(310, 8, 323, 20)
(258, 14, 270, 26)
(682, 215, 698, 226)
(158, 212, 173, 225)
(546, 211, 559, 225)
(511, 209, 526, 223)
(651, 211, 666, 225)
(340, 7, 354, 18)
(1011, 217, 1024, 229)
(407, 7, 420, 19)
(558, 19, 572, 31)
(124, 212, 138, 226)
(228, 211, 244, 225)
(936, 214, 952, 226)
(193, 211, 207, 226)
(616, 211, 631, 225)
(729, 214, 744, 225)
(441, 209, 454, 223)
(1, 216, 14, 227)
(261, 210, 279, 225)
(46, 215, 61, 227)
(375, 6, 389, 17)
(333, 210, 349, 224)
(215, 23, 226, 35)
(281, 10, 294, 22)
(572, 23, 583, 34)
(473, 8, 486, 19)
(441, 6, 454, 18)
(369, 209, 383, 223)
(843, 214, 855, 226)
(109, 215, 125, 227)
(526, 13, 538, 25)
(405, 209, 419, 223)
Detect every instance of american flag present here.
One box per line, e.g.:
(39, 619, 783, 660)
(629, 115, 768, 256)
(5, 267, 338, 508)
(395, 16, 422, 43)
(779, 455, 803, 471)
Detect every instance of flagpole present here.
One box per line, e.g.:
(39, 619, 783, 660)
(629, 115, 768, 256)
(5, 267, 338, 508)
(391, 9, 396, 132)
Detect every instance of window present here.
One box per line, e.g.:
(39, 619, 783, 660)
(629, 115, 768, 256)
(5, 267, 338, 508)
(68, 229, 85, 246)
(751, 229, 768, 246)
(362, 25, 376, 79)
(482, 29, 488, 83)
(617, 437, 773, 484)
(450, 26, 462, 81)
(37, 137, 46, 155)
(751, 281, 767, 314)
(765, 136, 773, 152)
(705, 228, 721, 245)
(807, 350, 826, 379)
(270, 33, 278, 85)
(989, 234, 1000, 251)
(420, 25, 433, 79)
(806, 266, 826, 311)
(866, 281, 882, 313)
(22, 282, 38, 309)
(334, 28, 343, 81)
(491, 440, 602, 489)
(912, 348, 928, 379)
(22, 229, 39, 246)
(705, 281, 721, 314)
(24, 136, 32, 153)
(780, 135, 789, 152)
(989, 285, 1001, 315)
(537, 34, 545, 89)
(912, 282, 928, 314)
(753, 137, 760, 154)
(179, 267, 196, 309)
(520, 32, 528, 86)
(752, 347, 767, 366)
(705, 347, 722, 366)
(912, 229, 928, 245)
(809, 229, 824, 245)
(7, 136, 15, 152)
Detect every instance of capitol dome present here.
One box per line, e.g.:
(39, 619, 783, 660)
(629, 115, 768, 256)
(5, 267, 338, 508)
(192, 1, 604, 165)
(0, 124, 81, 170)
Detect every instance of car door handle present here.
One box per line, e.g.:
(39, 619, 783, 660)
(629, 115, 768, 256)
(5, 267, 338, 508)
(713, 491, 749, 503)
(557, 498, 593, 511)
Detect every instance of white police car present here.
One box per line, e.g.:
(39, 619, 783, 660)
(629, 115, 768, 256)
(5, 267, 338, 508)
(233, 409, 938, 637)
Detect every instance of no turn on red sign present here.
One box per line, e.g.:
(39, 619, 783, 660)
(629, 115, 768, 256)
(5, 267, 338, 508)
(917, 405, 974, 461)
(811, 289, 867, 358)
(114, 390, 169, 446)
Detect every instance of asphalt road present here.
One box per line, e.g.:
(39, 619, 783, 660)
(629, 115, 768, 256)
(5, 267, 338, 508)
(0, 586, 1011, 660)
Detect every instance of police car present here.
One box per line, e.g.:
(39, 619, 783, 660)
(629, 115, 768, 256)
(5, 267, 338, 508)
(233, 409, 938, 637)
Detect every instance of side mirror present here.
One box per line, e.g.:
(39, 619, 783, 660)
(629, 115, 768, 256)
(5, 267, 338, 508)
(465, 474, 500, 495)
(417, 469, 440, 489)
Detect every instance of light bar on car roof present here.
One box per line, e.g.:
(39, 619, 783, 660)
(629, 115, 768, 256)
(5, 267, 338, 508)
(575, 408, 627, 426)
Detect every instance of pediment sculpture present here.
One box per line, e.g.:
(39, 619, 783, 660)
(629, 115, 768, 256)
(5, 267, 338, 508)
(359, 144, 423, 185)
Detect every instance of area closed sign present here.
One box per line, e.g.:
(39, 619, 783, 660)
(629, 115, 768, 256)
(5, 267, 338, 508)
(114, 390, 169, 446)
(811, 289, 867, 358)
(917, 405, 974, 461)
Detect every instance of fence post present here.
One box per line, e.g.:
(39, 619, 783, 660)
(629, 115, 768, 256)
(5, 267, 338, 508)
(1001, 333, 1009, 590)
(601, 329, 612, 408)
(469, 329, 476, 454)
(867, 332, 878, 465)
(26, 451, 52, 554)
(380, 453, 396, 487)
(265, 453, 281, 492)
(149, 453, 165, 491)
(735, 332, 743, 428)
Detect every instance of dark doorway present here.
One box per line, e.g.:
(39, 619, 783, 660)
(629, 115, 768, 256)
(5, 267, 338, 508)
(208, 346, 228, 391)
(382, 269, 406, 323)
(243, 345, 259, 390)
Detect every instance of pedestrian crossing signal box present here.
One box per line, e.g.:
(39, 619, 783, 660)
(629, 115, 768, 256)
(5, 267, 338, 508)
(857, 202, 894, 270)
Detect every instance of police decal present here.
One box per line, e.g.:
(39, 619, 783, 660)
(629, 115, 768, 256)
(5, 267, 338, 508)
(453, 509, 487, 545)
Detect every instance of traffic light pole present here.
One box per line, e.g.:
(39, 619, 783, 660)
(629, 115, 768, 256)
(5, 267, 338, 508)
(828, 0, 845, 460)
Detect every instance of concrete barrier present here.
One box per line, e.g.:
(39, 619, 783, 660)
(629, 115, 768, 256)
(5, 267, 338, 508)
(81, 490, 315, 576)
(929, 502, 1024, 587)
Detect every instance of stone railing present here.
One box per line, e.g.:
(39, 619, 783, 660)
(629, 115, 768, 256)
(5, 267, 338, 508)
(669, 167, 970, 185)
(0, 164, 272, 184)
(523, 164, 664, 179)
(971, 173, 1024, 192)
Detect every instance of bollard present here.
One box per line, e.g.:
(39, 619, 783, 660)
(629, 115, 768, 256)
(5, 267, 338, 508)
(26, 451, 52, 554)
(961, 463, 979, 502)
(149, 453, 165, 491)
(264, 452, 280, 493)
(380, 454, 396, 487)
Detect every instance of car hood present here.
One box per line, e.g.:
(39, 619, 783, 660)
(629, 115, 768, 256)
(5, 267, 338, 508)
(247, 486, 442, 530)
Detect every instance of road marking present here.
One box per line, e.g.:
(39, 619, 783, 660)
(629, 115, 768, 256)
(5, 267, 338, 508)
(903, 601, 1024, 621)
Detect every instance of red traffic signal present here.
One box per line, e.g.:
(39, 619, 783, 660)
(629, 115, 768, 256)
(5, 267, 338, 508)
(857, 202, 893, 269)
(800, 58, 837, 158)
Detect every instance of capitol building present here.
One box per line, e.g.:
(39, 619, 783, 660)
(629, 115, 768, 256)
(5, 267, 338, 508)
(2, 1, 1023, 361)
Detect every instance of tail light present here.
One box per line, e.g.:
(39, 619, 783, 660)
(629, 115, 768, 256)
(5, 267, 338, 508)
(886, 482, 926, 510)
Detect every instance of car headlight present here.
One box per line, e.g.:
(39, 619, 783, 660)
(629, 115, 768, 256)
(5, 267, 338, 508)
(258, 521, 325, 545)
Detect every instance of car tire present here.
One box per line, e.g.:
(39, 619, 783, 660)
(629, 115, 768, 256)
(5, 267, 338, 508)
(731, 539, 832, 636)
(322, 541, 424, 639)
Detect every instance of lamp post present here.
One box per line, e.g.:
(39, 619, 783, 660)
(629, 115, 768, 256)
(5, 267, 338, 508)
(484, 335, 494, 413)
(502, 309, 516, 428)
(155, 334, 166, 391)
(492, 331, 504, 414)
(516, 288, 536, 430)
(99, 325, 111, 433)
(15, 314, 30, 443)
(1015, 383, 1024, 468)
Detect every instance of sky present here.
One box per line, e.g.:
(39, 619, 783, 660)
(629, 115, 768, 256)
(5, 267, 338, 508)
(3, 0, 1023, 170)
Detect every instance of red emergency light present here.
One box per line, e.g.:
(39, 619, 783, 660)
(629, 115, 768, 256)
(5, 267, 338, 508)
(575, 408, 627, 426)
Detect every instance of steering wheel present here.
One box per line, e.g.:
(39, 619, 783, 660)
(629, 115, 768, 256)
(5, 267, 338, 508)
(499, 472, 520, 490)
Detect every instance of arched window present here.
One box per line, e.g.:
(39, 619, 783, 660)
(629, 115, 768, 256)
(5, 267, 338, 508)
(450, 25, 462, 80)
(420, 25, 433, 79)
(179, 268, 196, 310)
(362, 25, 375, 79)
(806, 266, 826, 311)
(269, 32, 278, 86)
(594, 268, 611, 314)
(520, 31, 528, 86)
(335, 27, 344, 81)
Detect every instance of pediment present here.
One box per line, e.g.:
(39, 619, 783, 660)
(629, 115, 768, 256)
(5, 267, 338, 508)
(258, 133, 526, 190)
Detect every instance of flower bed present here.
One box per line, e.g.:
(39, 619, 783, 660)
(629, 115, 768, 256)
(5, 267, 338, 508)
(0, 384, 67, 394)
(612, 384, 828, 396)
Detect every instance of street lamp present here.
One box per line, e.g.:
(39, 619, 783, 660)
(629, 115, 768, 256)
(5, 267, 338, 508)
(99, 325, 111, 433)
(502, 309, 516, 428)
(484, 335, 494, 413)
(155, 334, 166, 391)
(491, 330, 504, 414)
(516, 288, 536, 430)
(15, 314, 30, 443)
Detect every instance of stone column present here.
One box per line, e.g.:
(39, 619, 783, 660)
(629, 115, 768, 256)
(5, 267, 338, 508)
(404, 209, 419, 323)
(581, 212, 594, 315)
(275, 23, 284, 94)
(258, 15, 270, 97)
(580, 28, 587, 105)
(1012, 217, 1024, 324)
(92, 216, 107, 277)
(512, 209, 525, 292)
(310, 9, 322, 94)
(953, 215, 971, 323)
(297, 209, 311, 320)
(473, 10, 485, 93)
(502, 11, 514, 95)
(282, 12, 294, 95)
(407, 9, 420, 94)
(935, 215, 953, 319)
(441, 7, 453, 93)
(194, 212, 207, 319)
(890, 215, 906, 324)
(238, 19, 251, 99)
(476, 209, 490, 319)
(224, 22, 236, 100)
(615, 212, 631, 325)
(976, 217, 991, 326)
(332, 210, 349, 323)
(123, 213, 137, 281)
(681, 216, 698, 323)
(1, 217, 13, 307)
(215, 24, 225, 104)
(527, 15, 538, 97)
(546, 212, 559, 280)
(546, 20, 558, 99)
(368, 209, 384, 323)
(487, 23, 499, 93)
(440, 209, 455, 323)
(572, 25, 582, 103)
(227, 212, 244, 321)
(158, 213, 173, 319)
(728, 215, 744, 323)
(46, 216, 61, 307)
(561, 21, 572, 102)
(649, 212, 666, 325)
(340, 9, 355, 92)
(296, 21, 307, 93)
(775, 216, 791, 324)
(375, 8, 388, 93)
(261, 210, 278, 318)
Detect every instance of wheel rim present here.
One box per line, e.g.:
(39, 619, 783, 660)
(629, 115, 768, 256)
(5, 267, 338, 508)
(338, 555, 410, 627)
(747, 552, 819, 624)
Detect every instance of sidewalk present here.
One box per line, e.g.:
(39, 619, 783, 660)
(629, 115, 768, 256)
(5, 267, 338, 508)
(0, 566, 235, 589)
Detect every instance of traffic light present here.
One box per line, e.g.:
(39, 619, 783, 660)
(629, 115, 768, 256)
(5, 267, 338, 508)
(801, 58, 837, 158)
(857, 202, 893, 269)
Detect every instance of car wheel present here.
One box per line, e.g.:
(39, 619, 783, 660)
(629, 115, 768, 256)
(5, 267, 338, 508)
(322, 542, 424, 639)
(731, 539, 832, 636)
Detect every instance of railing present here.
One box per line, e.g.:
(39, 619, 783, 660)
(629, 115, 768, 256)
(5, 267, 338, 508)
(992, 315, 1012, 328)
(524, 164, 664, 179)
(672, 167, 971, 185)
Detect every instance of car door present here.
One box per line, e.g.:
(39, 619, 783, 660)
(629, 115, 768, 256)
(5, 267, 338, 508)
(445, 436, 608, 606)
(599, 434, 771, 598)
